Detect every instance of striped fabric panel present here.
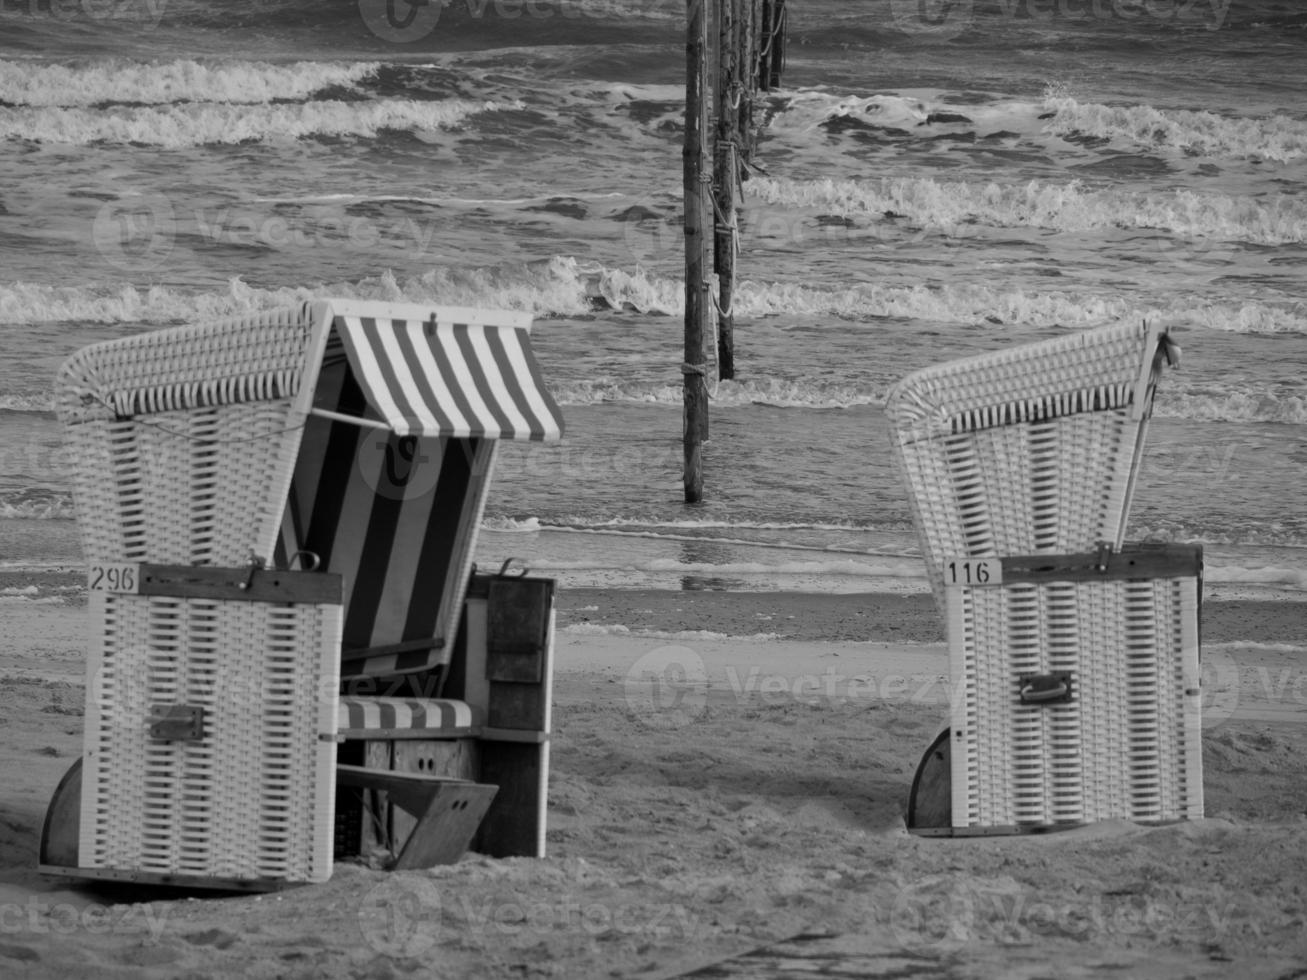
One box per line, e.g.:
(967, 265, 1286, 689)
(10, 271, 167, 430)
(336, 697, 482, 733)
(276, 354, 493, 678)
(334, 315, 564, 441)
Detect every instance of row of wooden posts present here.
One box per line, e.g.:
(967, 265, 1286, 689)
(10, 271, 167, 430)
(683, 0, 787, 503)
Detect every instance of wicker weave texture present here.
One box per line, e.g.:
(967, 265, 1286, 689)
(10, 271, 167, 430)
(56, 304, 314, 424)
(886, 322, 1167, 608)
(64, 401, 305, 566)
(946, 575, 1203, 830)
(56, 306, 317, 566)
(79, 592, 341, 883)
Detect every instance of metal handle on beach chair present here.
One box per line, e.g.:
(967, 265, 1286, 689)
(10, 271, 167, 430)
(1018, 672, 1073, 705)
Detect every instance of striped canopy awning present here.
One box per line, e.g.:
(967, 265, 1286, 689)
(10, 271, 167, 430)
(333, 313, 564, 440)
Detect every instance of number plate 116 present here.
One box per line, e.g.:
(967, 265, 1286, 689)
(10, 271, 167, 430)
(945, 558, 1002, 587)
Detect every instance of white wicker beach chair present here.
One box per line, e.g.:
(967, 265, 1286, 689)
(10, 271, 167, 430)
(40, 299, 564, 888)
(886, 319, 1179, 614)
(887, 322, 1203, 834)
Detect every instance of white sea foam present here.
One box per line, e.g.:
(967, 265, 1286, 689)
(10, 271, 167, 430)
(1043, 97, 1307, 163)
(0, 98, 512, 147)
(0, 394, 55, 412)
(1154, 389, 1307, 425)
(749, 176, 1307, 245)
(770, 88, 1307, 164)
(4, 257, 1306, 348)
(0, 495, 75, 520)
(545, 379, 1307, 419)
(769, 91, 952, 135)
(0, 59, 379, 107)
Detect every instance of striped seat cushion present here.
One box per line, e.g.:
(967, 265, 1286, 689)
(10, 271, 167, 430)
(337, 697, 482, 735)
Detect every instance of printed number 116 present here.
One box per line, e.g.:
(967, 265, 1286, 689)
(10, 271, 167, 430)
(946, 560, 998, 586)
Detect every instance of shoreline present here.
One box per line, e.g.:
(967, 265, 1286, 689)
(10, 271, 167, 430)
(2, 569, 1304, 647)
(555, 587, 1307, 646)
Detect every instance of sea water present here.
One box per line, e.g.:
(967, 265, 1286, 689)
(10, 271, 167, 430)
(0, 0, 1303, 600)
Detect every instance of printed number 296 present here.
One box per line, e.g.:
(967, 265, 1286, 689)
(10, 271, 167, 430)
(88, 563, 138, 593)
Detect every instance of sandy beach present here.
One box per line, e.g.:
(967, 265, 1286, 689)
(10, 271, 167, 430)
(1, 578, 1305, 979)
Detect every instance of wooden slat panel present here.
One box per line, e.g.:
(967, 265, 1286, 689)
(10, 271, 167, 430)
(136, 564, 342, 605)
(998, 545, 1202, 585)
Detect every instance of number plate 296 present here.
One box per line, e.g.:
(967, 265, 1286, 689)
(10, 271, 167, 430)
(88, 563, 140, 594)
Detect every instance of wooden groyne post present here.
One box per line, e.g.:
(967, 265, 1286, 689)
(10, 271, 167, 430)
(683, 0, 787, 503)
(683, 0, 712, 503)
(713, 0, 740, 384)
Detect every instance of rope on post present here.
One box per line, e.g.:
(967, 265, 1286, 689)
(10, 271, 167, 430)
(711, 140, 742, 322)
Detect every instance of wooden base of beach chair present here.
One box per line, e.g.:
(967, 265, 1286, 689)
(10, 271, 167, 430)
(39, 759, 295, 891)
(38, 758, 82, 871)
(476, 736, 548, 858)
(336, 736, 483, 863)
(337, 732, 548, 863)
(907, 546, 1204, 837)
(906, 737, 1091, 838)
(337, 765, 497, 870)
(905, 729, 952, 835)
(478, 575, 553, 858)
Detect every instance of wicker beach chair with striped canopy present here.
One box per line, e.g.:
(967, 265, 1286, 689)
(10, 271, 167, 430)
(39, 298, 564, 889)
(885, 321, 1204, 835)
